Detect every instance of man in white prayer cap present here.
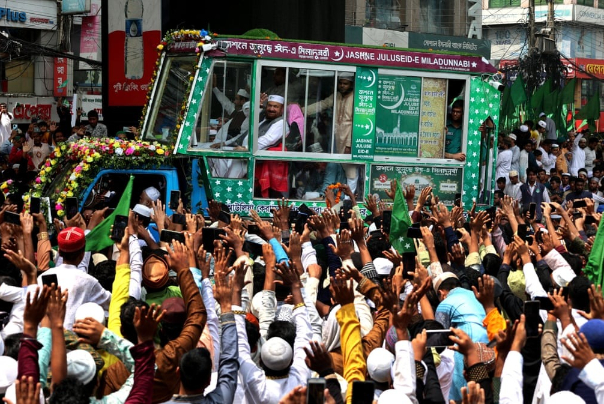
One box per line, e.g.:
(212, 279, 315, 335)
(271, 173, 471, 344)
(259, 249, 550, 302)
(257, 95, 287, 150)
(139, 186, 161, 208)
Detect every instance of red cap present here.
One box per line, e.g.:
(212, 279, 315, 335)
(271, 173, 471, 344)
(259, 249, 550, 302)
(58, 227, 86, 253)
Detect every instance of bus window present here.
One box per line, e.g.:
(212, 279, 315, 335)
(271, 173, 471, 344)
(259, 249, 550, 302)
(256, 65, 354, 157)
(253, 159, 365, 200)
(146, 55, 198, 143)
(190, 60, 252, 150)
(207, 157, 249, 179)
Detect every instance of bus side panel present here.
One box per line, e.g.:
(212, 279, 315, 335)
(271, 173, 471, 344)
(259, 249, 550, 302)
(192, 158, 209, 214)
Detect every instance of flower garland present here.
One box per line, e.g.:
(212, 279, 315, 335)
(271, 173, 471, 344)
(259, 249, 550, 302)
(33, 138, 172, 217)
(138, 29, 216, 134)
(0, 179, 18, 197)
(326, 183, 343, 208)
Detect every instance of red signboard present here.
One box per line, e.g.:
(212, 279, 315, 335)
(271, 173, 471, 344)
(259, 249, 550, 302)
(53, 57, 69, 96)
(574, 58, 604, 80)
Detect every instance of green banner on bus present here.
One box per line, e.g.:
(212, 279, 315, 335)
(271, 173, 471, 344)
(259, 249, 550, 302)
(375, 75, 421, 157)
(369, 164, 463, 206)
(352, 67, 377, 160)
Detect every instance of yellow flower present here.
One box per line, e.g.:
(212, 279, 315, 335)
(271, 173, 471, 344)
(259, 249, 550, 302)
(0, 183, 7, 190)
(22, 194, 29, 202)
(50, 160, 56, 166)
(93, 153, 100, 158)
(57, 210, 65, 217)
(61, 145, 66, 151)
(157, 44, 164, 51)
(67, 191, 73, 197)
(157, 149, 165, 155)
(86, 157, 93, 163)
(83, 164, 89, 171)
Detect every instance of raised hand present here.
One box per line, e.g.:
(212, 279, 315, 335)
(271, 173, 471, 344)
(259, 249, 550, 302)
(274, 261, 302, 288)
(578, 285, 604, 320)
(561, 332, 596, 369)
(214, 264, 234, 312)
(329, 229, 354, 260)
(472, 276, 496, 312)
(133, 304, 165, 344)
(72, 317, 105, 346)
(23, 286, 52, 333)
(330, 272, 355, 306)
(46, 285, 68, 328)
(303, 341, 334, 375)
(7, 376, 41, 404)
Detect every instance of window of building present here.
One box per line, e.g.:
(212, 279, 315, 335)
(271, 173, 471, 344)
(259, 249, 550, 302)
(576, 0, 595, 6)
(488, 0, 521, 7)
(419, 0, 453, 35)
(4, 59, 35, 94)
(534, 0, 563, 4)
(189, 60, 252, 150)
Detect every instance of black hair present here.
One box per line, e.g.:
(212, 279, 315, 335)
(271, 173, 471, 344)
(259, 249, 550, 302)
(483, 253, 502, 277)
(567, 276, 592, 312)
(3, 333, 23, 360)
(89, 260, 116, 291)
(560, 252, 583, 276)
(179, 348, 212, 391)
(451, 99, 464, 110)
(526, 166, 538, 176)
(49, 376, 89, 404)
(266, 320, 296, 347)
(87, 110, 99, 119)
(464, 267, 482, 291)
(538, 168, 546, 175)
(159, 321, 184, 347)
(575, 177, 585, 184)
(366, 235, 391, 260)
(494, 190, 504, 199)
(496, 177, 507, 184)
(533, 149, 543, 157)
(120, 297, 149, 344)
(59, 247, 86, 263)
(245, 319, 261, 351)
(438, 277, 461, 292)
(550, 176, 561, 184)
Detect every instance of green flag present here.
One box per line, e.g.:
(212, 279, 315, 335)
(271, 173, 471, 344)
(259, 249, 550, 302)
(575, 95, 601, 120)
(584, 217, 604, 287)
(510, 76, 527, 106)
(390, 182, 416, 254)
(86, 175, 135, 252)
(543, 89, 559, 116)
(560, 78, 576, 104)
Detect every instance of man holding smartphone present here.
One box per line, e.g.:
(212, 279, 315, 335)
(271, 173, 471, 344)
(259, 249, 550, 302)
(0, 103, 13, 146)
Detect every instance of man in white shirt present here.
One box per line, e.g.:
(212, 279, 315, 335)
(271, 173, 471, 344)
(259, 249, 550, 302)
(37, 227, 111, 329)
(538, 140, 556, 173)
(496, 137, 513, 183)
(569, 132, 585, 177)
(504, 170, 523, 200)
(585, 137, 600, 172)
(0, 103, 13, 146)
(256, 95, 287, 150)
(509, 133, 520, 172)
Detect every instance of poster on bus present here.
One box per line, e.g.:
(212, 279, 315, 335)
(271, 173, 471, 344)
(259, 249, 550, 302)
(352, 67, 377, 160)
(369, 164, 463, 206)
(418, 78, 447, 158)
(375, 75, 421, 157)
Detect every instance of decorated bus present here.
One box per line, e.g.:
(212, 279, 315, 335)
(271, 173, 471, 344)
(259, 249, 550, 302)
(30, 29, 502, 218)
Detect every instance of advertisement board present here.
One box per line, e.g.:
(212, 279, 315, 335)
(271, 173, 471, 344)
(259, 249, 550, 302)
(352, 67, 377, 160)
(370, 164, 463, 205)
(0, 0, 57, 30)
(107, 0, 161, 106)
(418, 78, 447, 158)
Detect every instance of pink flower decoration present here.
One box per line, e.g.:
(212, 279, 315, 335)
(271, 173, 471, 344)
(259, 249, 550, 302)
(35, 178, 41, 184)
(75, 165, 83, 173)
(55, 203, 63, 211)
(6, 180, 12, 185)
(125, 147, 135, 155)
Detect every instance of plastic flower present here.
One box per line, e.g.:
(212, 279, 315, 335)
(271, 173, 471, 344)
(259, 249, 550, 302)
(157, 149, 165, 155)
(75, 166, 83, 173)
(157, 44, 164, 51)
(125, 147, 135, 156)
(55, 203, 63, 211)
(57, 210, 65, 217)
(115, 148, 124, 156)
(35, 177, 42, 184)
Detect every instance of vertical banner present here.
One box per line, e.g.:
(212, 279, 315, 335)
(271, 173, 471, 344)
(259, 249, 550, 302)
(107, 0, 161, 106)
(79, 1, 101, 69)
(53, 57, 73, 97)
(419, 78, 447, 158)
(352, 67, 377, 160)
(375, 75, 421, 156)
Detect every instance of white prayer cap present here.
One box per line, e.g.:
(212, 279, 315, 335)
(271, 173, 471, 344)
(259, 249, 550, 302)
(548, 391, 585, 404)
(520, 125, 529, 132)
(433, 272, 459, 292)
(92, 253, 108, 266)
(261, 337, 293, 371)
(378, 389, 413, 404)
(67, 350, 97, 384)
(374, 257, 393, 276)
(367, 348, 395, 382)
(509, 170, 519, 177)
(561, 172, 571, 177)
(551, 143, 559, 148)
(133, 203, 152, 218)
(237, 89, 250, 99)
(538, 120, 547, 129)
(338, 72, 355, 81)
(539, 112, 546, 117)
(143, 187, 160, 202)
(552, 266, 577, 288)
(0, 356, 17, 393)
(75, 302, 106, 325)
(267, 95, 284, 105)
(508, 134, 517, 141)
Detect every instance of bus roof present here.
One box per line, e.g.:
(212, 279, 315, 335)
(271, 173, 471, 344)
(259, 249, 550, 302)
(164, 31, 496, 75)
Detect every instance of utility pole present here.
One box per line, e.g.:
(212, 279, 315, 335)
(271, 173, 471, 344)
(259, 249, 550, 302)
(528, 0, 536, 49)
(546, 0, 555, 41)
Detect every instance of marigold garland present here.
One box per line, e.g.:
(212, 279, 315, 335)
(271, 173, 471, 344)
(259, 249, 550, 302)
(326, 183, 343, 208)
(32, 138, 172, 217)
